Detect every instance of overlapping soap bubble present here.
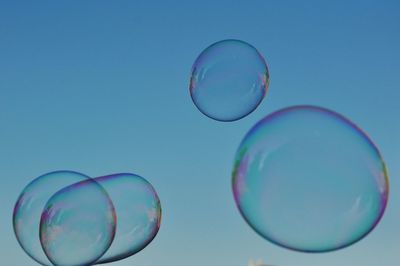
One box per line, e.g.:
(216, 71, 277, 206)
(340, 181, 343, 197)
(13, 171, 161, 266)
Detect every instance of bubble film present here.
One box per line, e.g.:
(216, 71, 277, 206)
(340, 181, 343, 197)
(14, 171, 161, 266)
(13, 171, 92, 266)
(95, 173, 161, 264)
(232, 106, 389, 252)
(40, 178, 116, 266)
(190, 39, 269, 122)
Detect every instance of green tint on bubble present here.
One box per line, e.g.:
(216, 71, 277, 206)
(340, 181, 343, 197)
(40, 178, 116, 266)
(190, 39, 269, 122)
(13, 171, 93, 266)
(232, 105, 389, 252)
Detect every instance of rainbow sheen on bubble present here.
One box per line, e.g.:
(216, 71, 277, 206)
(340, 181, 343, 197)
(232, 105, 389, 252)
(13, 171, 93, 266)
(40, 179, 116, 266)
(94, 173, 162, 264)
(190, 39, 269, 122)
(14, 171, 162, 266)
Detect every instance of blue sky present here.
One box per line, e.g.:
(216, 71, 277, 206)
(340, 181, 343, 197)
(0, 1, 399, 265)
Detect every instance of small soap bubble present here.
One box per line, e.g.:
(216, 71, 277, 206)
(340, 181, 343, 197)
(40, 179, 116, 266)
(190, 39, 269, 122)
(232, 106, 389, 252)
(13, 171, 93, 265)
(94, 173, 161, 264)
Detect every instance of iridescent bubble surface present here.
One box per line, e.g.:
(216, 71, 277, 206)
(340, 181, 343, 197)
(190, 39, 269, 122)
(94, 173, 162, 264)
(40, 178, 116, 266)
(13, 171, 92, 266)
(14, 170, 161, 266)
(232, 106, 389, 252)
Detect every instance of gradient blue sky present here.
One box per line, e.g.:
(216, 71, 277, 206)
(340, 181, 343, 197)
(1, 1, 399, 265)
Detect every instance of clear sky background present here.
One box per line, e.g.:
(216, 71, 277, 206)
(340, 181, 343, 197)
(0, 1, 399, 265)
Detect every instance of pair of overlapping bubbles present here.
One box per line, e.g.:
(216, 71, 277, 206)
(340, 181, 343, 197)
(13, 171, 161, 266)
(190, 39, 389, 252)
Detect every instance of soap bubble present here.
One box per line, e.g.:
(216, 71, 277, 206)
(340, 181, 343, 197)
(40, 178, 116, 266)
(94, 173, 161, 264)
(232, 105, 389, 252)
(13, 171, 93, 265)
(14, 171, 161, 265)
(190, 39, 269, 122)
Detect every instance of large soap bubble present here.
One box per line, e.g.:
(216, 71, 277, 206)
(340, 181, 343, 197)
(190, 39, 269, 122)
(232, 105, 389, 252)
